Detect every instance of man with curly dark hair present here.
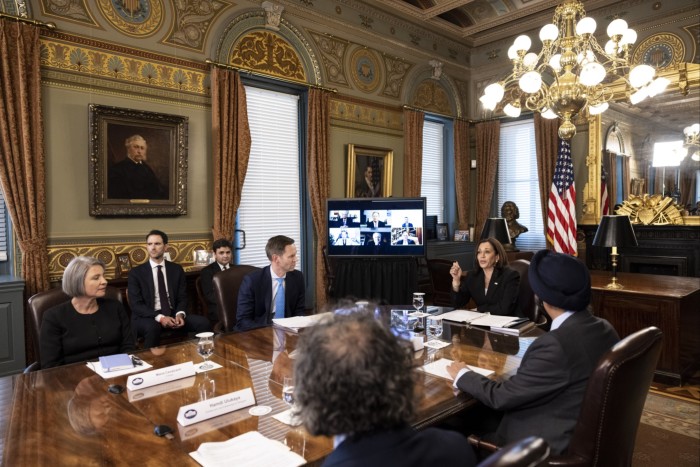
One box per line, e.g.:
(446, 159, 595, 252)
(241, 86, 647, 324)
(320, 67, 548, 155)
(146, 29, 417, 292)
(294, 309, 475, 467)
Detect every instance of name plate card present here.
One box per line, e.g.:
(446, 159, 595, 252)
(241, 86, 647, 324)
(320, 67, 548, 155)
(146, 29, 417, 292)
(127, 376, 196, 402)
(126, 361, 196, 390)
(177, 387, 256, 427)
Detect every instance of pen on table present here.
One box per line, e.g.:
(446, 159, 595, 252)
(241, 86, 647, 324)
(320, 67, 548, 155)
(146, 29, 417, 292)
(131, 356, 143, 366)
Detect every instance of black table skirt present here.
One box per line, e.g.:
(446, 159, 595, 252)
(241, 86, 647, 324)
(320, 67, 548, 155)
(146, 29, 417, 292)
(332, 257, 418, 305)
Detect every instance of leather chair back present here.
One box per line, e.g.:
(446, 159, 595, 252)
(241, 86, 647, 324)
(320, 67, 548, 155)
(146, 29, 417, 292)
(552, 326, 663, 466)
(27, 286, 123, 369)
(479, 436, 550, 467)
(212, 265, 260, 332)
(508, 259, 548, 327)
(427, 259, 454, 307)
(194, 276, 208, 318)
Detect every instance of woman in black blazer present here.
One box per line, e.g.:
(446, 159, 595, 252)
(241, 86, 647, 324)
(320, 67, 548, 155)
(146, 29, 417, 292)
(449, 237, 521, 316)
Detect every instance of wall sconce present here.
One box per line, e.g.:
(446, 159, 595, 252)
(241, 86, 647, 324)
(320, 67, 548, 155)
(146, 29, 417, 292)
(592, 215, 638, 289)
(480, 217, 512, 247)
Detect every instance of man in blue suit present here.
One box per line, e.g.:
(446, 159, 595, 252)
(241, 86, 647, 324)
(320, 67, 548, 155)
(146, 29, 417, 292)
(235, 235, 306, 331)
(128, 230, 211, 347)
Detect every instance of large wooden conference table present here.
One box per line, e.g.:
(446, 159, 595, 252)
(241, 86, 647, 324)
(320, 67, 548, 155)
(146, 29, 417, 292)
(4, 310, 537, 466)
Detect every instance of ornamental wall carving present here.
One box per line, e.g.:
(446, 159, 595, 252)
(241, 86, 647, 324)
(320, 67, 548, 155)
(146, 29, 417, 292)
(230, 30, 307, 82)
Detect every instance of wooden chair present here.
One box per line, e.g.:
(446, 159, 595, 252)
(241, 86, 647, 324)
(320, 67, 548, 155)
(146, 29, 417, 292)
(427, 258, 453, 307)
(469, 326, 663, 466)
(26, 286, 123, 372)
(212, 265, 260, 332)
(509, 259, 548, 328)
(478, 436, 550, 467)
(321, 246, 335, 299)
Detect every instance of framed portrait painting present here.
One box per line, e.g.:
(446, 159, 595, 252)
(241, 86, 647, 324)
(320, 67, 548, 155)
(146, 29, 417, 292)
(88, 104, 188, 216)
(437, 223, 449, 241)
(346, 144, 393, 198)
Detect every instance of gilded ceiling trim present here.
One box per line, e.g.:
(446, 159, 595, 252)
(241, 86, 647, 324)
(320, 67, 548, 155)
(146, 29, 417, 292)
(230, 30, 306, 83)
(39, 0, 99, 27)
(330, 95, 402, 132)
(381, 54, 413, 98)
(40, 31, 209, 97)
(95, 0, 164, 38)
(307, 29, 350, 88)
(161, 0, 235, 52)
(47, 237, 211, 283)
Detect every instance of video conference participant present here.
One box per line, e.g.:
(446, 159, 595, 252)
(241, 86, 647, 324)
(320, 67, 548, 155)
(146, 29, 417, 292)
(330, 210, 358, 228)
(294, 310, 476, 467)
(40, 256, 135, 369)
(392, 229, 419, 245)
(449, 237, 520, 316)
(447, 250, 619, 454)
(367, 211, 386, 229)
(128, 230, 211, 348)
(199, 238, 233, 323)
(235, 235, 306, 331)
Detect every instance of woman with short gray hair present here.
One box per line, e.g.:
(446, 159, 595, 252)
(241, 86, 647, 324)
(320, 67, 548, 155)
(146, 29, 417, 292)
(40, 256, 135, 368)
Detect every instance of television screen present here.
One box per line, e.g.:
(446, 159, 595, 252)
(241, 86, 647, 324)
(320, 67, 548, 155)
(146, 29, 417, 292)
(327, 197, 427, 257)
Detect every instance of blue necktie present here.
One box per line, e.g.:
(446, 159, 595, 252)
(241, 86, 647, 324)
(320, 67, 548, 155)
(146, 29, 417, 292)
(274, 277, 285, 319)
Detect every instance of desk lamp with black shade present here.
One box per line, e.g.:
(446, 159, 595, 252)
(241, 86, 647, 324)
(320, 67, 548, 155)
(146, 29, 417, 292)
(592, 215, 638, 289)
(480, 218, 512, 248)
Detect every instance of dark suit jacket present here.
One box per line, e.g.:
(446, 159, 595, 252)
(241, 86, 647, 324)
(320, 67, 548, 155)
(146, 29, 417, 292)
(367, 220, 386, 229)
(199, 261, 229, 321)
(128, 260, 187, 320)
(235, 266, 305, 332)
(323, 425, 475, 467)
(456, 310, 619, 454)
(452, 266, 521, 316)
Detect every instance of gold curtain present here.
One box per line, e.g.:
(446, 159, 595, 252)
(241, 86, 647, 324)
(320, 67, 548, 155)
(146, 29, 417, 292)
(307, 89, 331, 310)
(453, 119, 470, 229)
(403, 108, 424, 197)
(474, 121, 500, 239)
(0, 20, 49, 297)
(211, 67, 251, 240)
(534, 114, 559, 248)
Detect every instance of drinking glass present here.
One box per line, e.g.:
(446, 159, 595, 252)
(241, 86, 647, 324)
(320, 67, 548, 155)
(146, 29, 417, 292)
(282, 376, 295, 407)
(196, 332, 215, 370)
(198, 373, 216, 400)
(426, 316, 444, 340)
(412, 292, 425, 313)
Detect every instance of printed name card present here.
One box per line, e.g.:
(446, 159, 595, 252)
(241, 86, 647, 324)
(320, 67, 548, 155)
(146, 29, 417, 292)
(177, 387, 256, 427)
(127, 375, 196, 402)
(126, 361, 196, 390)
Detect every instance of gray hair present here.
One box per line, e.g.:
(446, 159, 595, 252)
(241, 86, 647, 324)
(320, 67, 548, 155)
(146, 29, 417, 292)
(62, 256, 106, 297)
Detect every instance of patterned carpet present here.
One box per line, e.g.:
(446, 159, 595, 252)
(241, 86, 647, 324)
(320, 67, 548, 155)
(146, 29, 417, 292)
(633, 379, 700, 467)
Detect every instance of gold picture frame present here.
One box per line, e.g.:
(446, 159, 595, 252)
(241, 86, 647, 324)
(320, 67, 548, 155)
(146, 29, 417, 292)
(346, 144, 393, 198)
(88, 104, 188, 216)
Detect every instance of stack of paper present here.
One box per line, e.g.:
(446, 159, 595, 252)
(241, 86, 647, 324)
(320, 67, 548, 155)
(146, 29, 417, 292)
(420, 358, 494, 380)
(439, 310, 528, 329)
(272, 312, 331, 331)
(87, 355, 153, 379)
(190, 431, 305, 467)
(99, 353, 133, 372)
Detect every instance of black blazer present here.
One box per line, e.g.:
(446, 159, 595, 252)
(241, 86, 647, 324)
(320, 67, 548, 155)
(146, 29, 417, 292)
(128, 260, 187, 320)
(235, 265, 305, 332)
(199, 261, 228, 320)
(451, 266, 521, 316)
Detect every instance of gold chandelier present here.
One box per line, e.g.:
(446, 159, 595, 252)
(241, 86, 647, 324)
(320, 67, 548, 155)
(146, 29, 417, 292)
(479, 0, 669, 139)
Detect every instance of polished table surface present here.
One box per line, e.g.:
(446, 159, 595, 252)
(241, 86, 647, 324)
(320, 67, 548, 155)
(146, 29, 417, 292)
(4, 309, 537, 466)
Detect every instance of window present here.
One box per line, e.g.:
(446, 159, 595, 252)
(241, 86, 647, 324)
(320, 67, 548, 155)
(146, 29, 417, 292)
(421, 120, 445, 222)
(497, 120, 546, 250)
(236, 86, 303, 270)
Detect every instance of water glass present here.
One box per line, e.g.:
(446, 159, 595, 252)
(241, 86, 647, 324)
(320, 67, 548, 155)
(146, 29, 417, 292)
(282, 376, 295, 407)
(426, 316, 444, 340)
(391, 309, 417, 332)
(412, 292, 425, 313)
(196, 332, 215, 370)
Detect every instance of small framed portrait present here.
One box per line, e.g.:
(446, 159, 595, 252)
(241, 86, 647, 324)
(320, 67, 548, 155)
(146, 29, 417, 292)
(193, 249, 213, 266)
(88, 104, 188, 216)
(437, 223, 449, 241)
(454, 229, 470, 241)
(116, 253, 132, 278)
(346, 144, 393, 198)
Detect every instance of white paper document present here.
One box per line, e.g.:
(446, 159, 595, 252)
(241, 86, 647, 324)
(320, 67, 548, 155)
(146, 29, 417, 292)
(272, 408, 303, 426)
(273, 312, 331, 331)
(439, 310, 527, 328)
(87, 355, 153, 379)
(420, 358, 494, 381)
(423, 339, 451, 349)
(190, 431, 305, 467)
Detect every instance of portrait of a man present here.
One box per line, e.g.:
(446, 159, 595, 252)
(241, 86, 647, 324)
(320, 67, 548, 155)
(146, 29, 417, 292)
(345, 144, 393, 199)
(108, 133, 167, 200)
(354, 162, 382, 198)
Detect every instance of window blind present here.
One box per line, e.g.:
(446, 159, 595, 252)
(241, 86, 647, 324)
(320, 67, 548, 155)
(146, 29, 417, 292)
(421, 120, 445, 222)
(0, 188, 7, 261)
(498, 120, 546, 251)
(236, 86, 302, 269)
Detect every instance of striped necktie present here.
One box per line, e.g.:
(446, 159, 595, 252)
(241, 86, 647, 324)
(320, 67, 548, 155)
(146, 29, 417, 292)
(274, 277, 285, 319)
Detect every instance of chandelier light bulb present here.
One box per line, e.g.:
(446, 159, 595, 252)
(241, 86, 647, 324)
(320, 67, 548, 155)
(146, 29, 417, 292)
(523, 52, 539, 69)
(479, 95, 498, 111)
(542, 108, 558, 119)
(684, 123, 700, 136)
(484, 82, 505, 102)
(539, 23, 559, 42)
(575, 17, 597, 36)
(607, 18, 628, 38)
(647, 77, 669, 97)
(629, 64, 655, 88)
(630, 86, 648, 105)
(604, 40, 617, 55)
(519, 71, 543, 93)
(513, 35, 532, 53)
(504, 102, 521, 117)
(580, 61, 606, 86)
(507, 45, 519, 60)
(549, 54, 562, 72)
(620, 28, 638, 45)
(588, 102, 609, 115)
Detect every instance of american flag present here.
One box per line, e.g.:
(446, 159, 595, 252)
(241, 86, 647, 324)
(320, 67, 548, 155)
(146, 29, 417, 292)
(601, 164, 610, 216)
(547, 139, 577, 255)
